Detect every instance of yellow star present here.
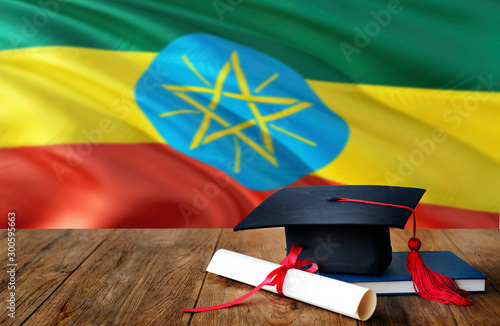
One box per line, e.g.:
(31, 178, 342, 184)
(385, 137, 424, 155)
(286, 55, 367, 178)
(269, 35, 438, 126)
(159, 51, 316, 171)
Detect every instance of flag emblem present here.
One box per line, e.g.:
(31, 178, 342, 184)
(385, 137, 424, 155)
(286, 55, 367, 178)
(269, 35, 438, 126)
(135, 34, 349, 190)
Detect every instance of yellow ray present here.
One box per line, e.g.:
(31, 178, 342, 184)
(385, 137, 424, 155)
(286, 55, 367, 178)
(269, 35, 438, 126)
(263, 101, 313, 122)
(231, 52, 251, 95)
(233, 137, 241, 173)
(182, 55, 211, 87)
(270, 124, 317, 146)
(159, 109, 200, 118)
(223, 92, 297, 104)
(162, 85, 214, 93)
(254, 73, 279, 93)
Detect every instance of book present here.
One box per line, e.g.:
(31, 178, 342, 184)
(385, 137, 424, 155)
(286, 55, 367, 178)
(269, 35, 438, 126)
(318, 251, 486, 295)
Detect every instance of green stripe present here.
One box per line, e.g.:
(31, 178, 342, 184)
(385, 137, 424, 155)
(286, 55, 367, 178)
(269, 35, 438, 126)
(2, 0, 500, 91)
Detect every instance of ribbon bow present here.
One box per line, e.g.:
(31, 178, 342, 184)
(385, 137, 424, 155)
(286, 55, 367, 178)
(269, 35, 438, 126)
(181, 244, 318, 313)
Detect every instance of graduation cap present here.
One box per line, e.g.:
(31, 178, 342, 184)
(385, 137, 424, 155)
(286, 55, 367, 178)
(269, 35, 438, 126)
(234, 185, 473, 305)
(234, 185, 424, 274)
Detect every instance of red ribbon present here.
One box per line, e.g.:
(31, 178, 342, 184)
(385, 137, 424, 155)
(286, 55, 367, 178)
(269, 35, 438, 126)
(331, 197, 417, 237)
(181, 244, 318, 313)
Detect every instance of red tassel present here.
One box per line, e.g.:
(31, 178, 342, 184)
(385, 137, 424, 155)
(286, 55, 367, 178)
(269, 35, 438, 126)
(407, 238, 473, 306)
(333, 197, 474, 306)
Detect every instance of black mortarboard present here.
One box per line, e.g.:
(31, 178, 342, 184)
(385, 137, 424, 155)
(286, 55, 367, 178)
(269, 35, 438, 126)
(234, 185, 426, 275)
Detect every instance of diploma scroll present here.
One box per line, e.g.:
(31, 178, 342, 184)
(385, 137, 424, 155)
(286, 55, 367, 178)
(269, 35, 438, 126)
(207, 249, 377, 321)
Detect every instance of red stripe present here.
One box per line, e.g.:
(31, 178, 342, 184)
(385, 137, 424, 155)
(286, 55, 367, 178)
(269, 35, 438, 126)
(412, 203, 497, 229)
(1, 144, 497, 229)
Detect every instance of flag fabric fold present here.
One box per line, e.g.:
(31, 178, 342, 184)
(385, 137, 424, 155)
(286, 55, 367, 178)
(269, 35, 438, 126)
(1, 0, 499, 228)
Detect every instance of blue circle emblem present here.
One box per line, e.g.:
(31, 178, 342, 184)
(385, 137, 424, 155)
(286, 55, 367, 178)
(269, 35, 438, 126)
(135, 34, 349, 190)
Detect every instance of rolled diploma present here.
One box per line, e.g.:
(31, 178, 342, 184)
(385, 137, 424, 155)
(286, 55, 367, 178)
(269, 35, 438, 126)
(206, 249, 377, 321)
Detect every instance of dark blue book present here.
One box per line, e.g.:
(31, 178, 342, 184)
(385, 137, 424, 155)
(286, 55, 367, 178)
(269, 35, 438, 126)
(318, 251, 486, 295)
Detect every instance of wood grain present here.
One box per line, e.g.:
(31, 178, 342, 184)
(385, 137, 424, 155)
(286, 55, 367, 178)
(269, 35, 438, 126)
(372, 229, 500, 325)
(0, 229, 112, 326)
(191, 229, 500, 326)
(23, 229, 220, 326)
(190, 228, 358, 326)
(2, 229, 498, 325)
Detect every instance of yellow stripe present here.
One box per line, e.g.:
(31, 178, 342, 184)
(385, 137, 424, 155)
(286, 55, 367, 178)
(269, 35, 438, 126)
(1, 47, 499, 214)
(308, 80, 500, 213)
(0, 47, 162, 146)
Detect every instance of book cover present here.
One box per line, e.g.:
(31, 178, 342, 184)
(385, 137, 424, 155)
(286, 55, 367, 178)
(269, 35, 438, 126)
(318, 251, 487, 295)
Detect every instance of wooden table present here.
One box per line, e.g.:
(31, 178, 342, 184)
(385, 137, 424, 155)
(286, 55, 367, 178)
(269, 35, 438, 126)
(1, 229, 499, 325)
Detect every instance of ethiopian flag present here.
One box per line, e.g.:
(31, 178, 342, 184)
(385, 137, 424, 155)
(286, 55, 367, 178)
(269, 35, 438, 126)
(1, 0, 499, 228)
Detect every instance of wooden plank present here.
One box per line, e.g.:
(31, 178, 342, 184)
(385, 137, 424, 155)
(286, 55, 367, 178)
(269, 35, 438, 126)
(443, 230, 500, 290)
(190, 228, 500, 326)
(392, 229, 500, 291)
(4, 228, 497, 325)
(0, 229, 112, 326)
(436, 229, 500, 325)
(190, 228, 358, 326)
(388, 229, 500, 326)
(24, 229, 221, 325)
